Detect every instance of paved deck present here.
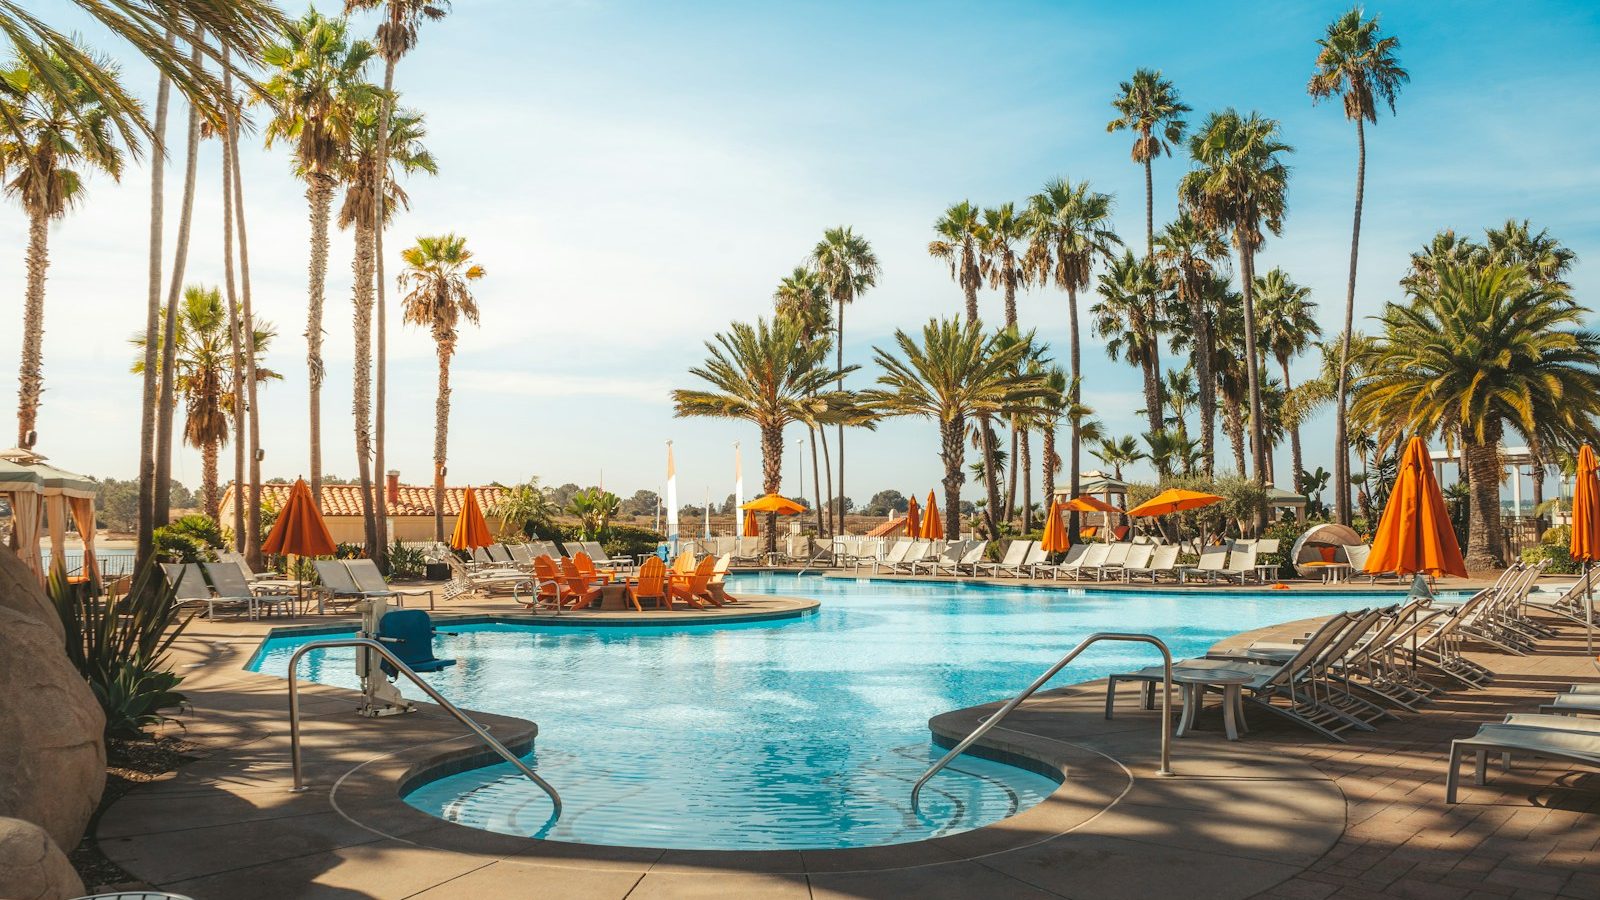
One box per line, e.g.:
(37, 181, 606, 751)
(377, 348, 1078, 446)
(92, 584, 1600, 899)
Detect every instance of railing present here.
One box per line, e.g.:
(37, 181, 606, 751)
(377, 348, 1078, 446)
(285, 638, 561, 817)
(911, 632, 1174, 813)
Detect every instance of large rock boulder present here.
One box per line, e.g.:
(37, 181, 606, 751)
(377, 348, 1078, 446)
(0, 816, 85, 900)
(0, 549, 105, 853)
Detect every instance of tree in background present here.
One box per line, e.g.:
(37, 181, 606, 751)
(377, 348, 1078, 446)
(863, 490, 908, 517)
(810, 226, 879, 539)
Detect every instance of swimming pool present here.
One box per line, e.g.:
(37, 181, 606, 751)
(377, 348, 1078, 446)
(250, 574, 1404, 850)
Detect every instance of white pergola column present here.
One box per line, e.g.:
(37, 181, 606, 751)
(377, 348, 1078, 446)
(1510, 464, 1522, 517)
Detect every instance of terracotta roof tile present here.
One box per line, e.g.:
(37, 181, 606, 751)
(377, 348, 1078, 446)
(222, 483, 506, 518)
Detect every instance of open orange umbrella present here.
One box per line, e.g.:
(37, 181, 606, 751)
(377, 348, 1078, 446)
(1567, 445, 1599, 671)
(920, 491, 943, 540)
(1366, 436, 1467, 578)
(262, 478, 336, 557)
(742, 508, 760, 537)
(1040, 499, 1070, 553)
(450, 486, 494, 551)
(741, 493, 806, 515)
(1127, 488, 1223, 518)
(1065, 494, 1118, 514)
(905, 494, 922, 539)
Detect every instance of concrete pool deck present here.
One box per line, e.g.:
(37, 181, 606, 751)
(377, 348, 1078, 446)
(94, 582, 1600, 899)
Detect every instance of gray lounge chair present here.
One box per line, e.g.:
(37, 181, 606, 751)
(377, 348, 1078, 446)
(202, 560, 297, 618)
(347, 558, 435, 610)
(1447, 723, 1600, 803)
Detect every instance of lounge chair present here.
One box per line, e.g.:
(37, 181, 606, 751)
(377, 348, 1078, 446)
(975, 540, 1029, 578)
(202, 561, 298, 618)
(731, 536, 763, 565)
(1030, 544, 1088, 580)
(313, 559, 378, 613)
(507, 543, 536, 568)
(909, 540, 969, 576)
(1102, 543, 1150, 581)
(1214, 546, 1258, 584)
(1010, 541, 1048, 577)
(1539, 693, 1600, 717)
(347, 559, 436, 610)
(164, 562, 245, 619)
(1203, 612, 1382, 741)
(1126, 545, 1179, 582)
(581, 541, 631, 570)
(1062, 543, 1112, 581)
(950, 540, 989, 576)
(885, 542, 931, 574)
(218, 551, 302, 592)
(871, 540, 913, 574)
(1446, 723, 1600, 803)
(1177, 546, 1228, 584)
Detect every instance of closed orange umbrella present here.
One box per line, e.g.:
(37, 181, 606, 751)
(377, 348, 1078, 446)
(741, 493, 806, 515)
(920, 491, 943, 540)
(742, 508, 760, 537)
(1366, 436, 1467, 577)
(261, 478, 336, 557)
(1571, 445, 1600, 562)
(1040, 499, 1070, 553)
(1127, 488, 1223, 518)
(450, 486, 494, 551)
(905, 494, 921, 538)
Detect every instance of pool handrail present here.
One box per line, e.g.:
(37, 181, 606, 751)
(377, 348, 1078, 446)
(285, 637, 561, 817)
(911, 631, 1174, 813)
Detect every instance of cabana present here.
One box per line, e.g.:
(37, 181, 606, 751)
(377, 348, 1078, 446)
(1289, 523, 1363, 580)
(0, 459, 44, 581)
(0, 449, 99, 587)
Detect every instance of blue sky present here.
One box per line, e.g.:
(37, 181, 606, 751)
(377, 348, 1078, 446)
(6, 0, 1599, 507)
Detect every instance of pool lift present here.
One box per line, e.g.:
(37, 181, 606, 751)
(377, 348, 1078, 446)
(356, 598, 457, 718)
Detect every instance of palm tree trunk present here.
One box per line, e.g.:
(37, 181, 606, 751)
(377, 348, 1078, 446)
(761, 423, 783, 556)
(1332, 117, 1366, 527)
(941, 415, 965, 540)
(1004, 423, 1019, 523)
(136, 32, 172, 568)
(201, 439, 220, 521)
(1003, 274, 1017, 329)
(220, 62, 246, 551)
(981, 423, 1002, 538)
(835, 300, 845, 539)
(432, 338, 452, 542)
(371, 50, 400, 570)
(155, 38, 204, 525)
(1068, 284, 1083, 539)
(306, 174, 334, 504)
(1020, 428, 1033, 532)
(963, 256, 978, 324)
(1042, 421, 1057, 502)
(1196, 300, 1216, 476)
(1142, 153, 1163, 433)
(820, 427, 834, 536)
(15, 209, 48, 447)
(229, 103, 264, 566)
(353, 218, 379, 555)
(1281, 355, 1303, 487)
(809, 425, 823, 536)
(1238, 243, 1267, 517)
(1463, 423, 1505, 571)
(1142, 356, 1164, 472)
(1223, 393, 1247, 475)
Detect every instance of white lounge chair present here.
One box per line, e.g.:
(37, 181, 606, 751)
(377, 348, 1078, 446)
(910, 540, 968, 576)
(1102, 544, 1151, 581)
(885, 542, 931, 574)
(870, 540, 912, 574)
(1062, 542, 1111, 581)
(1030, 543, 1087, 579)
(1126, 545, 1179, 582)
(1214, 546, 1259, 584)
(975, 540, 1030, 578)
(164, 562, 246, 620)
(1177, 546, 1228, 583)
(1446, 723, 1600, 803)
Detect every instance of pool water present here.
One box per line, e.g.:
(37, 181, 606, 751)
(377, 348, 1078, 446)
(249, 574, 1388, 850)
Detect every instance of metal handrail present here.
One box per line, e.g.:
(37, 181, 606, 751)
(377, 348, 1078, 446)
(286, 638, 561, 817)
(911, 631, 1174, 813)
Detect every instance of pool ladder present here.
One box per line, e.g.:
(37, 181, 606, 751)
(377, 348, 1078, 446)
(284, 638, 561, 817)
(911, 632, 1174, 813)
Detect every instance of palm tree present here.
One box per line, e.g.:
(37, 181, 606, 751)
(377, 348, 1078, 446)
(929, 201, 985, 324)
(1400, 230, 1481, 294)
(1090, 251, 1167, 472)
(1483, 219, 1576, 287)
(1162, 366, 1198, 443)
(1354, 264, 1600, 571)
(399, 234, 485, 541)
(1023, 177, 1121, 526)
(673, 316, 851, 555)
(1107, 68, 1189, 423)
(774, 266, 834, 535)
(1154, 213, 1227, 472)
(1254, 268, 1321, 484)
(980, 203, 1028, 329)
(260, 10, 378, 503)
(1, 48, 125, 448)
(1310, 6, 1407, 525)
(1091, 435, 1144, 482)
(136, 34, 175, 567)
(1036, 366, 1069, 502)
(339, 101, 436, 556)
(810, 226, 879, 535)
(344, 0, 452, 567)
(218, 46, 248, 552)
(225, 53, 267, 566)
(863, 319, 1047, 539)
(132, 286, 278, 521)
(1179, 109, 1292, 498)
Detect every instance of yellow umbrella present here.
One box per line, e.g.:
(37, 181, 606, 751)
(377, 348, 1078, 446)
(741, 493, 806, 515)
(450, 486, 494, 550)
(1040, 499, 1070, 553)
(920, 491, 943, 540)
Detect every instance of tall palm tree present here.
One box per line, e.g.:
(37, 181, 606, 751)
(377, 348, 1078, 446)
(810, 226, 879, 535)
(225, 54, 267, 566)
(1483, 219, 1576, 287)
(136, 34, 174, 567)
(132, 285, 278, 521)
(1310, 6, 1407, 525)
(260, 10, 377, 503)
(1154, 213, 1227, 472)
(929, 201, 985, 324)
(1354, 264, 1600, 571)
(1090, 251, 1167, 472)
(980, 203, 1028, 329)
(774, 266, 834, 535)
(1162, 366, 1198, 443)
(673, 316, 851, 555)
(344, 0, 452, 567)
(1107, 69, 1189, 425)
(218, 46, 247, 551)
(399, 234, 485, 541)
(1023, 177, 1121, 533)
(1254, 268, 1320, 484)
(340, 101, 436, 556)
(1, 48, 125, 448)
(1179, 109, 1292, 499)
(1090, 435, 1144, 482)
(1036, 366, 1069, 502)
(863, 319, 1047, 539)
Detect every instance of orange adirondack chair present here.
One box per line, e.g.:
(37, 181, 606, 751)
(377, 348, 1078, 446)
(707, 553, 737, 604)
(557, 557, 603, 610)
(573, 551, 615, 583)
(524, 555, 565, 610)
(671, 552, 697, 578)
(668, 556, 718, 609)
(626, 556, 668, 611)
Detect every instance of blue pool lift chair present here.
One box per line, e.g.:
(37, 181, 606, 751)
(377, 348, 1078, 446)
(375, 609, 457, 678)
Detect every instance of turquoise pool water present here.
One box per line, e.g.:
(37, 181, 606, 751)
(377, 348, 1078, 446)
(249, 574, 1402, 850)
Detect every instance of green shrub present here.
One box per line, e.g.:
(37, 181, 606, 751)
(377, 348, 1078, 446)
(604, 524, 665, 560)
(153, 514, 225, 563)
(52, 564, 192, 739)
(1542, 524, 1573, 547)
(1522, 542, 1579, 575)
(334, 542, 365, 560)
(388, 540, 427, 579)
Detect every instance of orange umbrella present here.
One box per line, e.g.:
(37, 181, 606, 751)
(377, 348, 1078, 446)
(450, 486, 494, 551)
(1064, 494, 1118, 514)
(920, 490, 943, 540)
(905, 494, 921, 538)
(1127, 488, 1223, 518)
(742, 508, 760, 537)
(1365, 436, 1467, 577)
(1040, 499, 1070, 553)
(741, 493, 806, 515)
(1571, 445, 1600, 562)
(261, 478, 336, 557)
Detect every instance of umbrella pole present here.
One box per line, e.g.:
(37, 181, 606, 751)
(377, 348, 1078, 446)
(1587, 560, 1598, 675)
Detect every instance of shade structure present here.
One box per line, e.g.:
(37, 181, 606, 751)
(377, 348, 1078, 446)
(1040, 500, 1071, 553)
(1065, 494, 1118, 514)
(1127, 489, 1223, 518)
(741, 493, 805, 515)
(920, 491, 943, 540)
(261, 478, 336, 557)
(0, 459, 44, 581)
(904, 495, 921, 538)
(742, 509, 760, 537)
(450, 486, 494, 551)
(1365, 436, 1468, 578)
(1571, 445, 1600, 563)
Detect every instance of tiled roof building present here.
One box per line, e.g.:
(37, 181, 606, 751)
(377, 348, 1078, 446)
(217, 472, 509, 544)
